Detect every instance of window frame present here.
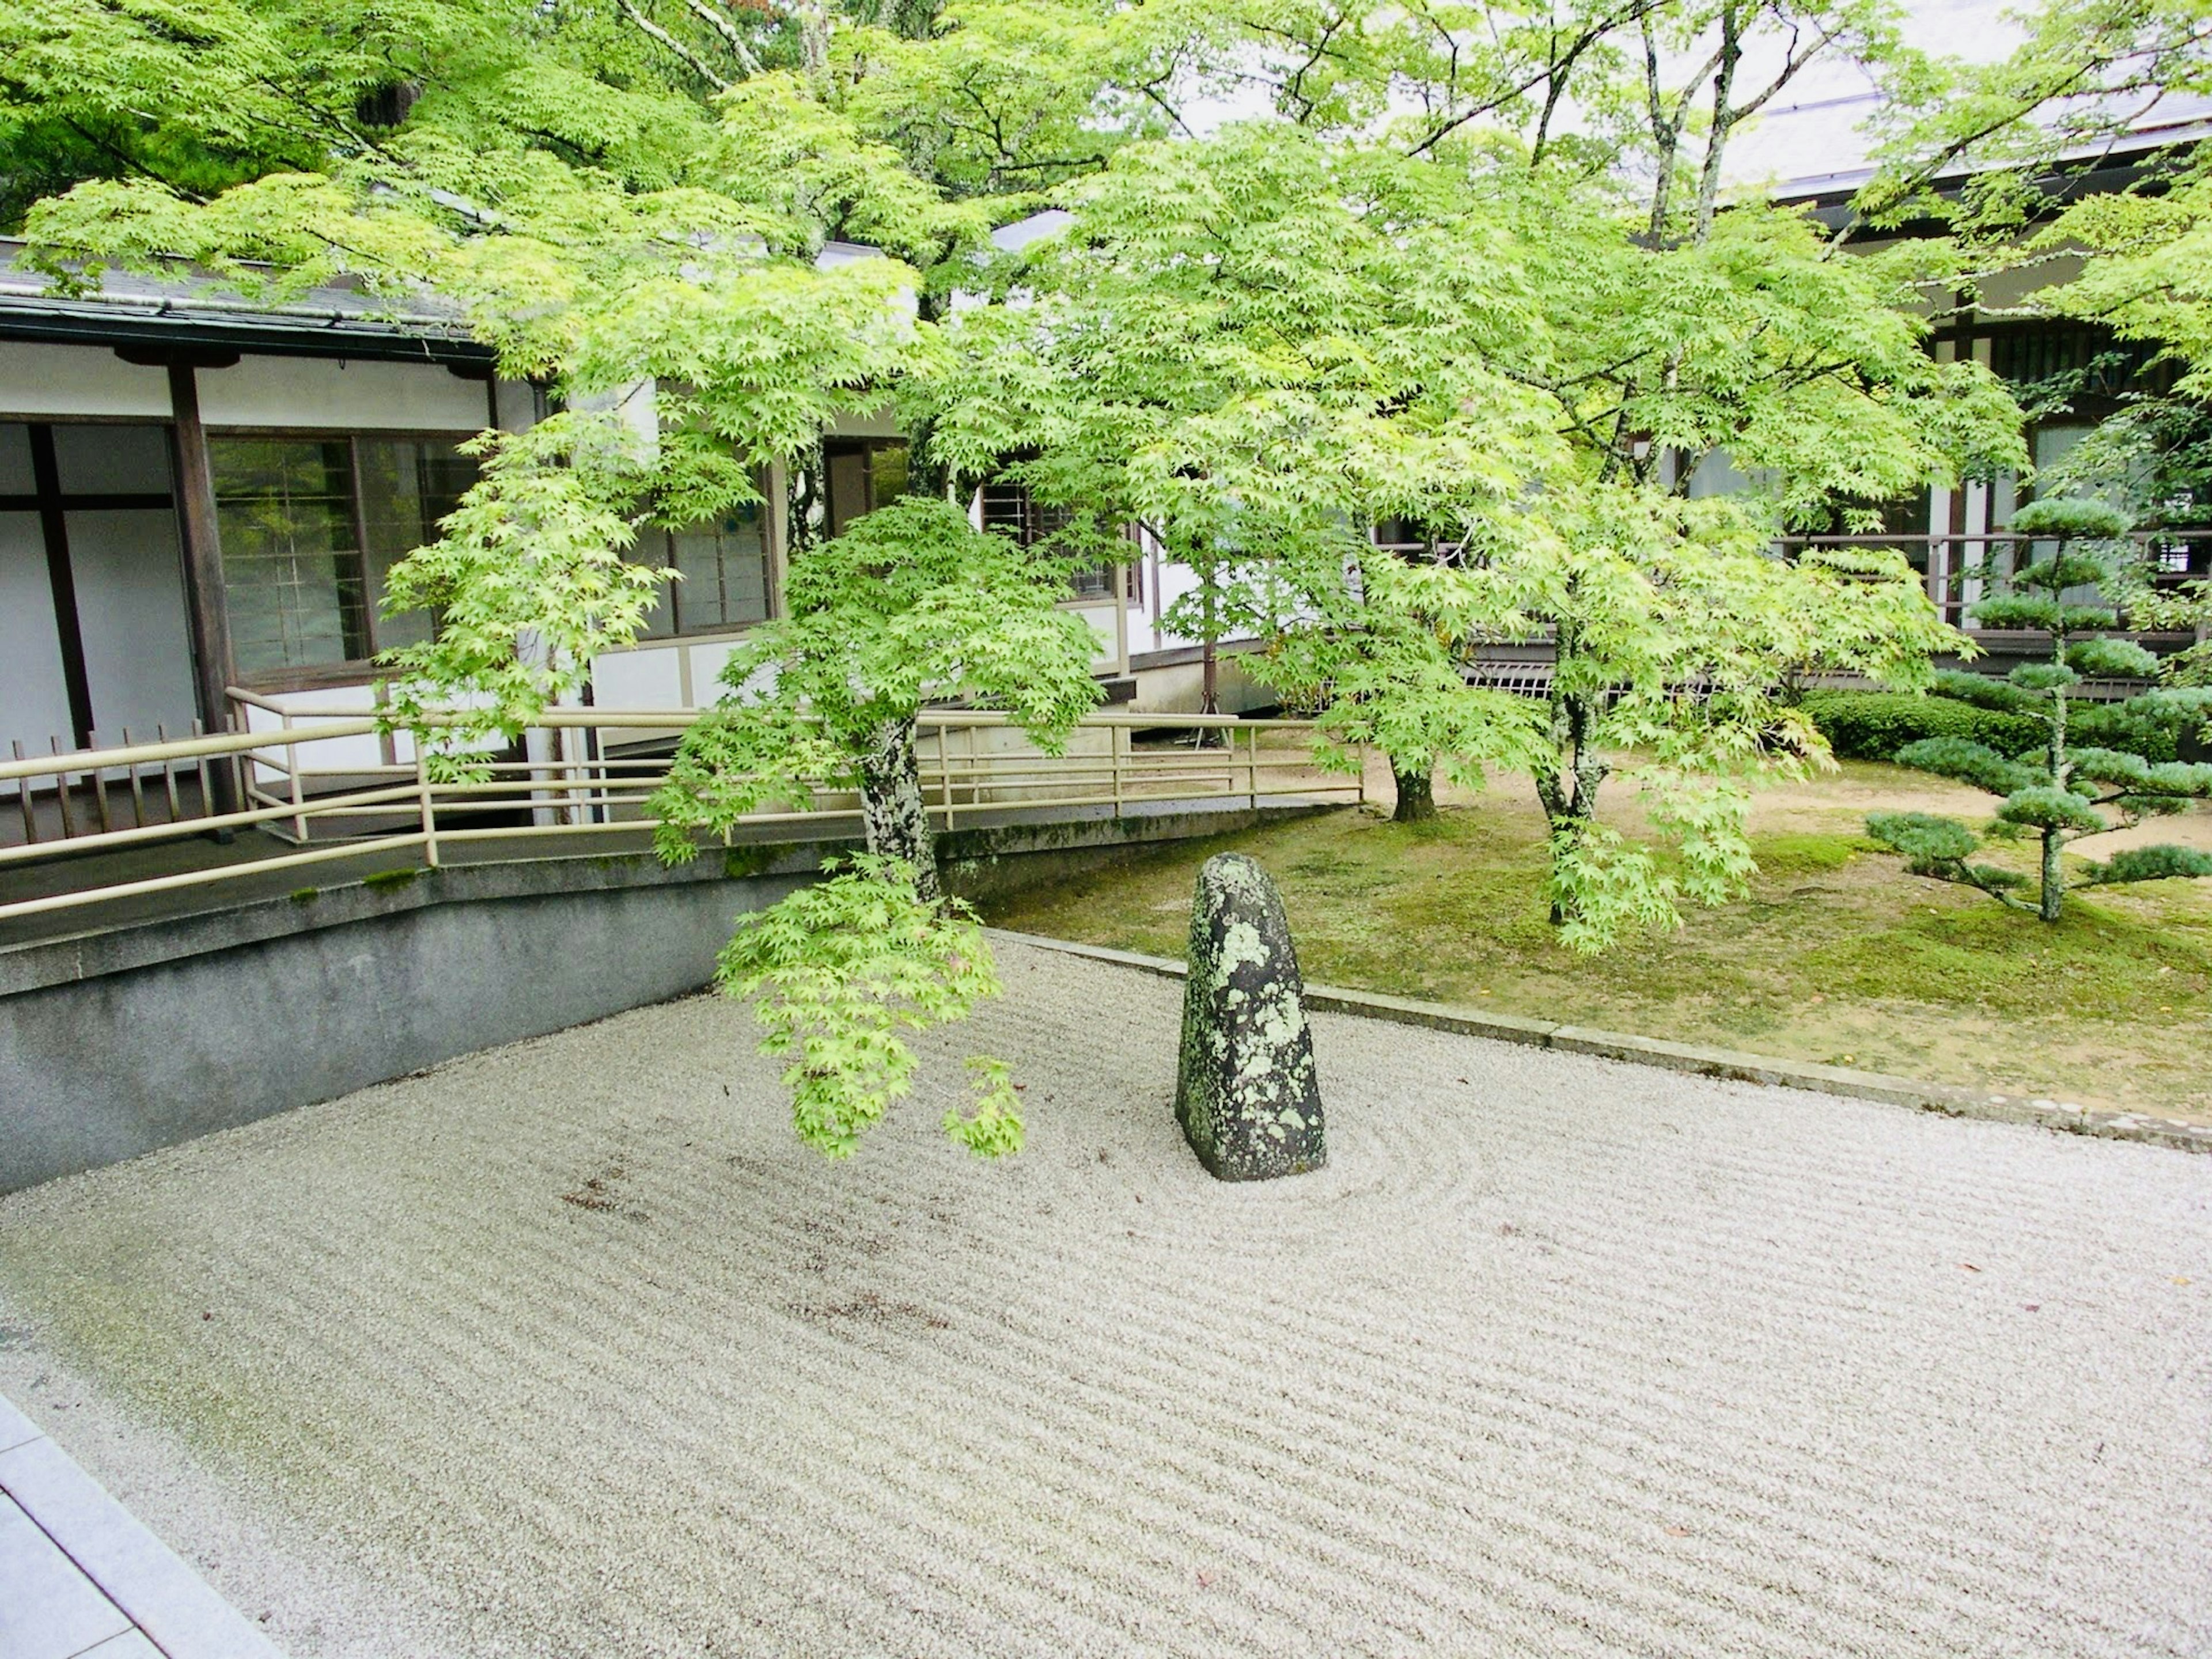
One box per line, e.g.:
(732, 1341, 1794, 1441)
(209, 425, 482, 691)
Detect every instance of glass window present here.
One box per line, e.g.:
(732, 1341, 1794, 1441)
(357, 438, 474, 652)
(979, 474, 1124, 597)
(214, 438, 367, 677)
(213, 434, 476, 677)
(671, 504, 771, 632)
(625, 500, 770, 638)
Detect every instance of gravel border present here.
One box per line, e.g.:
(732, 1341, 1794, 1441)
(987, 929, 2212, 1156)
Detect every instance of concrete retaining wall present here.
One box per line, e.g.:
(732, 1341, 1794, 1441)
(0, 805, 1328, 1193)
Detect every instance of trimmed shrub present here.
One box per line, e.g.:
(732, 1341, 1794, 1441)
(1802, 691, 2181, 763)
(1801, 692, 2041, 761)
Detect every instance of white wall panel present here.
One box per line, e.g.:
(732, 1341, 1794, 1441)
(0, 511, 74, 753)
(0, 342, 171, 418)
(592, 645, 686, 710)
(199, 357, 493, 433)
(65, 509, 198, 742)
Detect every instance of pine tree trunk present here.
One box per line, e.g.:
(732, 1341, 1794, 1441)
(2040, 679, 2070, 923)
(1391, 764, 1437, 823)
(858, 713, 942, 907)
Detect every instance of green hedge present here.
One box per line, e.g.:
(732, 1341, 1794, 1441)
(1801, 691, 2180, 763)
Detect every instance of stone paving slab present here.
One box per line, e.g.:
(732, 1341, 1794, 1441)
(0, 1392, 282, 1659)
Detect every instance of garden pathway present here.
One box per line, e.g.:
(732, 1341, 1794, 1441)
(0, 938, 2206, 1657)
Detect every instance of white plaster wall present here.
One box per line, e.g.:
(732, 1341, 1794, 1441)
(1975, 254, 2086, 316)
(0, 512, 73, 755)
(827, 406, 902, 439)
(593, 644, 687, 709)
(0, 342, 171, 418)
(66, 509, 198, 743)
(199, 357, 494, 432)
(0, 342, 509, 432)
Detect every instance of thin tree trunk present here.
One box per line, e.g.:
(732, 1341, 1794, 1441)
(2040, 683, 2069, 923)
(858, 712, 942, 907)
(1392, 764, 1437, 823)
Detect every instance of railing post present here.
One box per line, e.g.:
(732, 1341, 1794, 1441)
(1357, 743, 1368, 806)
(157, 724, 181, 823)
(285, 711, 308, 843)
(939, 721, 955, 829)
(1247, 724, 1259, 809)
(121, 728, 147, 829)
(11, 740, 34, 844)
(416, 746, 441, 868)
(88, 735, 113, 835)
(190, 719, 213, 825)
(1111, 725, 1124, 813)
(48, 737, 75, 839)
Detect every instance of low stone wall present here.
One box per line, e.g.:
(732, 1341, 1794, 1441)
(0, 806, 1325, 1194)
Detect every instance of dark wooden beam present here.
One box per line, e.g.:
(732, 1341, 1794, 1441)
(113, 344, 241, 370)
(166, 359, 240, 816)
(25, 423, 94, 749)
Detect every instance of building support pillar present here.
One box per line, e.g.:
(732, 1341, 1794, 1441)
(164, 358, 240, 816)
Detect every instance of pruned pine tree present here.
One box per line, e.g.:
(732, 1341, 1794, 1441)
(1870, 498, 2212, 921)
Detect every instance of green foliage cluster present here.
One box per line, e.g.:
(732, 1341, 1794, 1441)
(649, 499, 1100, 890)
(715, 856, 1022, 1158)
(22, 0, 2194, 1138)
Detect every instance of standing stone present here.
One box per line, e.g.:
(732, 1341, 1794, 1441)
(1175, 853, 1325, 1180)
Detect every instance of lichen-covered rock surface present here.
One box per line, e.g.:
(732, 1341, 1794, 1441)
(1174, 853, 1325, 1180)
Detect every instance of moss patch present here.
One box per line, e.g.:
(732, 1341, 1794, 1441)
(980, 764, 2212, 1121)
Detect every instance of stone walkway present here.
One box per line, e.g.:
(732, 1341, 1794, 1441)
(0, 937, 2206, 1657)
(1, 1392, 280, 1659)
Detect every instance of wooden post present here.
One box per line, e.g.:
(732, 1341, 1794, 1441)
(285, 711, 307, 842)
(26, 424, 93, 749)
(12, 740, 35, 844)
(166, 359, 240, 817)
(416, 747, 441, 868)
(942, 725, 960, 831)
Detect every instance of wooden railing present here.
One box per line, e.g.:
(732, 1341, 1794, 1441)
(0, 700, 1359, 924)
(1772, 528, 2212, 628)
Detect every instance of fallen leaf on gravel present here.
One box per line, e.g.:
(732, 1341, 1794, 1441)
(2023, 1304, 2040, 1313)
(2177, 1277, 2194, 1286)
(1664, 1527, 1691, 1537)
(1196, 1571, 1215, 1588)
(1959, 1263, 1980, 1272)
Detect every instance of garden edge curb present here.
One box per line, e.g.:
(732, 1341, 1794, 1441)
(984, 929, 2212, 1156)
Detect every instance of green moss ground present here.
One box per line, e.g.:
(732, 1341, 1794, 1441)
(979, 761, 2212, 1120)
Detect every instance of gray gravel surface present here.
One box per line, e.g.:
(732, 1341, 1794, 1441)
(1, 937, 2208, 1658)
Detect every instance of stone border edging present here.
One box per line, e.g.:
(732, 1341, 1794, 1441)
(0, 1391, 284, 1657)
(985, 929, 2212, 1156)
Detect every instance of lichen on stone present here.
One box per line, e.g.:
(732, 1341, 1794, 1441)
(1173, 853, 1325, 1181)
